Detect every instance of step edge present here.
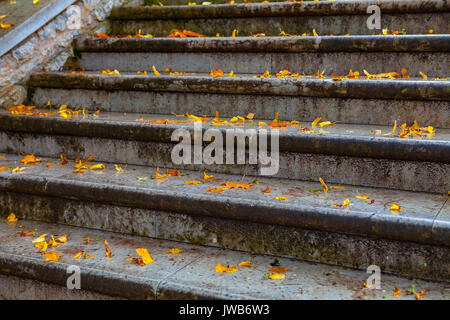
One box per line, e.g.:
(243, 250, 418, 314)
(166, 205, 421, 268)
(27, 73, 450, 101)
(1, 112, 449, 163)
(74, 35, 450, 53)
(0, 172, 447, 246)
(109, 1, 450, 20)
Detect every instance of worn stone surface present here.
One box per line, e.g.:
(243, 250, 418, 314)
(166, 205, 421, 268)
(0, 219, 448, 299)
(76, 51, 450, 78)
(75, 36, 450, 52)
(0, 120, 448, 192)
(110, 0, 450, 20)
(0, 154, 448, 243)
(0, 110, 448, 162)
(32, 87, 450, 128)
(28, 72, 450, 101)
(0, 190, 447, 281)
(110, 13, 450, 37)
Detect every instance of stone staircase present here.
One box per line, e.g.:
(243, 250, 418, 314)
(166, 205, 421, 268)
(0, 0, 449, 299)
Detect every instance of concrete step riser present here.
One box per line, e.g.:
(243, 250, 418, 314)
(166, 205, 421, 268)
(109, 13, 449, 37)
(1, 131, 448, 193)
(77, 51, 449, 77)
(32, 87, 450, 128)
(0, 190, 448, 281)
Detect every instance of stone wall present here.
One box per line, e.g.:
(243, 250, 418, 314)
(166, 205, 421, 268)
(0, 0, 126, 107)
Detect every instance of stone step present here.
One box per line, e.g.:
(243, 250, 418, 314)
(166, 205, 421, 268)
(1, 219, 448, 299)
(0, 154, 449, 281)
(0, 111, 448, 192)
(73, 35, 450, 77)
(29, 72, 450, 128)
(107, 0, 450, 36)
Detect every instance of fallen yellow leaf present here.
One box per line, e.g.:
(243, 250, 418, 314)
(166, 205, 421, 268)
(43, 251, 61, 262)
(319, 177, 328, 193)
(32, 234, 47, 243)
(20, 154, 42, 165)
(89, 164, 106, 170)
(269, 266, 288, 273)
(331, 199, 350, 207)
(152, 65, 161, 76)
(104, 240, 113, 258)
(166, 248, 182, 254)
(215, 263, 238, 273)
(391, 287, 402, 297)
(185, 180, 201, 185)
(136, 248, 155, 264)
(262, 186, 271, 194)
(203, 171, 214, 180)
(4, 213, 18, 223)
(238, 260, 252, 267)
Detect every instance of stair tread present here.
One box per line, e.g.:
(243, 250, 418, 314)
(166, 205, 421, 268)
(2, 108, 449, 141)
(1, 153, 449, 245)
(75, 35, 450, 52)
(0, 218, 448, 300)
(1, 108, 449, 164)
(29, 72, 450, 101)
(109, 0, 450, 20)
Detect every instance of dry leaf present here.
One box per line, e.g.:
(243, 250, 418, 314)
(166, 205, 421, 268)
(11, 167, 26, 173)
(215, 263, 238, 273)
(20, 154, 42, 164)
(207, 187, 225, 193)
(238, 260, 252, 267)
(155, 168, 167, 179)
(269, 266, 288, 273)
(136, 248, 155, 264)
(331, 199, 350, 207)
(152, 65, 161, 76)
(203, 171, 214, 180)
(262, 186, 271, 194)
(5, 213, 18, 223)
(32, 234, 47, 243)
(166, 248, 182, 254)
(319, 177, 328, 193)
(104, 240, 113, 258)
(43, 251, 61, 262)
(185, 180, 201, 185)
(391, 287, 402, 297)
(89, 164, 106, 170)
